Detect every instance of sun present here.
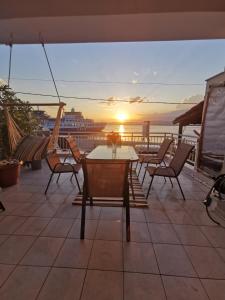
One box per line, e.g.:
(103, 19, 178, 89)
(116, 112, 128, 122)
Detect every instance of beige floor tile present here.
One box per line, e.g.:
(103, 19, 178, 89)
(40, 218, 74, 237)
(128, 208, 146, 222)
(0, 202, 21, 215)
(125, 222, 151, 242)
(166, 210, 195, 225)
(201, 279, 225, 300)
(185, 245, 225, 279)
(20, 237, 64, 266)
(0, 264, 15, 287)
(0, 216, 27, 234)
(191, 212, 218, 226)
(154, 244, 196, 276)
(54, 203, 80, 218)
(55, 238, 92, 268)
(173, 224, 211, 246)
(124, 242, 159, 273)
(76, 206, 101, 220)
(45, 194, 67, 203)
(37, 267, 85, 300)
(0, 235, 8, 246)
(10, 203, 42, 216)
(0, 266, 49, 300)
(124, 272, 166, 300)
(68, 219, 98, 239)
(32, 203, 60, 218)
(81, 270, 123, 300)
(4, 192, 33, 202)
(216, 248, 225, 262)
(15, 217, 50, 236)
(144, 208, 171, 223)
(149, 223, 180, 244)
(0, 235, 35, 264)
(162, 276, 209, 300)
(96, 220, 122, 241)
(200, 226, 225, 248)
(89, 240, 123, 271)
(100, 207, 123, 221)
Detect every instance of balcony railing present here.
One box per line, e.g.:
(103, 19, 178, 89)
(58, 131, 198, 166)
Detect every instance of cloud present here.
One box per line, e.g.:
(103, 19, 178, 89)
(133, 71, 139, 76)
(99, 96, 117, 106)
(129, 96, 146, 104)
(176, 94, 203, 110)
(153, 71, 158, 76)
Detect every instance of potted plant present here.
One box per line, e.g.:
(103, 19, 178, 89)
(0, 84, 39, 187)
(106, 132, 121, 154)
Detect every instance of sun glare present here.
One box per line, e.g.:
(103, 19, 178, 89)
(116, 112, 128, 122)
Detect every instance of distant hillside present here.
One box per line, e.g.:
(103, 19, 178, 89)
(146, 109, 186, 125)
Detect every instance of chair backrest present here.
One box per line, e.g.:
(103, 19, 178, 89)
(46, 151, 61, 171)
(157, 138, 174, 160)
(169, 143, 194, 176)
(82, 159, 130, 198)
(66, 136, 82, 163)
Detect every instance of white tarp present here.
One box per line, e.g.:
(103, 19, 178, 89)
(200, 86, 225, 175)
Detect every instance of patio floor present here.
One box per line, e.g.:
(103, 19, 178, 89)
(0, 161, 225, 300)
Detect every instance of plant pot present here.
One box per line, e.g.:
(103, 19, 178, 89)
(0, 160, 20, 188)
(31, 160, 42, 170)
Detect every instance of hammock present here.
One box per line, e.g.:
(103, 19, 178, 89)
(3, 105, 24, 153)
(2, 41, 65, 162)
(3, 103, 64, 162)
(47, 102, 64, 151)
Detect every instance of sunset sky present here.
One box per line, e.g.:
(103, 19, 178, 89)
(1, 40, 225, 121)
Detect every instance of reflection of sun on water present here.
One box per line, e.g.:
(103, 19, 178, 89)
(119, 124, 125, 137)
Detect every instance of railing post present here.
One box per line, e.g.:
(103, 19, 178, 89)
(194, 138, 200, 170)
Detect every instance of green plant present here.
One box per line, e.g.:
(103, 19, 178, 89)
(0, 84, 39, 158)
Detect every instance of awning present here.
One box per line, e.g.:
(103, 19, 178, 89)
(1, 1, 225, 44)
(173, 101, 204, 126)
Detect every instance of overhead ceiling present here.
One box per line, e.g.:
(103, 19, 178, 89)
(1, 0, 225, 44)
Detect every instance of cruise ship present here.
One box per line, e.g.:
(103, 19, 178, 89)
(42, 109, 106, 134)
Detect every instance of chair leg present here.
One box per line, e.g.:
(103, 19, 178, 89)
(161, 161, 167, 183)
(129, 168, 135, 201)
(176, 177, 185, 201)
(45, 172, 54, 195)
(0, 201, 5, 211)
(80, 194, 87, 239)
(70, 173, 74, 182)
(169, 177, 173, 187)
(74, 173, 81, 194)
(56, 174, 61, 183)
(135, 161, 138, 170)
(137, 162, 143, 176)
(89, 197, 93, 206)
(125, 189, 130, 242)
(146, 176, 154, 199)
(141, 163, 149, 185)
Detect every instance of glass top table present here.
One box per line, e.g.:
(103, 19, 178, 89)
(86, 145, 138, 161)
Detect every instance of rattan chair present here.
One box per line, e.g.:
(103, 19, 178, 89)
(145, 143, 194, 200)
(138, 138, 174, 181)
(45, 151, 81, 194)
(80, 159, 131, 241)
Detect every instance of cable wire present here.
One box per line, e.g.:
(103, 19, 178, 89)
(15, 91, 199, 105)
